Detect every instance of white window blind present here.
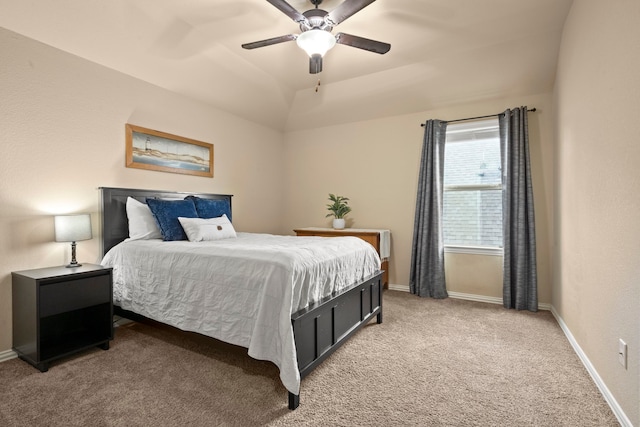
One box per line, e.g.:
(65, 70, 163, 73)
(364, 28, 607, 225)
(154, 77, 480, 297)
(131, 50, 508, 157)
(443, 118, 502, 251)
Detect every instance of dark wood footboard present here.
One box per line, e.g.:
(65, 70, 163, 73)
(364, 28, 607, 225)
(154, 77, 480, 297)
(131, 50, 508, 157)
(288, 270, 384, 409)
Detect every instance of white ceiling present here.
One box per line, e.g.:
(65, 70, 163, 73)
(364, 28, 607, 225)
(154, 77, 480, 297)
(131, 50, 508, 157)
(0, 0, 573, 131)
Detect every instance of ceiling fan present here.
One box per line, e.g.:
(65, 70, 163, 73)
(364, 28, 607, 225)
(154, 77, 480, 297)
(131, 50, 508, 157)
(242, 0, 391, 74)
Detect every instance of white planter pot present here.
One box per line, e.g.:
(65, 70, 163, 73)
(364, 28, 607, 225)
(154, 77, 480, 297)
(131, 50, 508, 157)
(333, 218, 345, 229)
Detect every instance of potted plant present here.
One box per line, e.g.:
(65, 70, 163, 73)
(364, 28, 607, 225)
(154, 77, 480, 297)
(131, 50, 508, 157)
(325, 193, 352, 229)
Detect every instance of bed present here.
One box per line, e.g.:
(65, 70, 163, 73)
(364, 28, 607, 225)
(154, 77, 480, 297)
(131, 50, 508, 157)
(99, 187, 384, 409)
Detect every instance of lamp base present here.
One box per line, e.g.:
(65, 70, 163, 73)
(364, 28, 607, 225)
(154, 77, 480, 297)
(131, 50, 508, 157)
(66, 241, 81, 268)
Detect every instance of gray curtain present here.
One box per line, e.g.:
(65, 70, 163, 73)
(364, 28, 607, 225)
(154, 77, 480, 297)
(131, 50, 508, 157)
(410, 120, 448, 298)
(499, 107, 538, 311)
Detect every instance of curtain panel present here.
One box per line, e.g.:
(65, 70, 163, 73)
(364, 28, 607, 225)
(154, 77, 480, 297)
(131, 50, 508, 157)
(410, 119, 448, 298)
(499, 107, 538, 311)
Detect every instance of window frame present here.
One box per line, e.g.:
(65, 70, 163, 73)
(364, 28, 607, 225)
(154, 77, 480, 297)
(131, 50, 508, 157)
(444, 245, 503, 256)
(443, 118, 503, 255)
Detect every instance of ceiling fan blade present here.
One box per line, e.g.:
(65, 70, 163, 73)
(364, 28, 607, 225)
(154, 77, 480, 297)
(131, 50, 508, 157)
(266, 0, 307, 24)
(335, 32, 390, 54)
(241, 34, 297, 49)
(309, 55, 323, 74)
(326, 0, 377, 26)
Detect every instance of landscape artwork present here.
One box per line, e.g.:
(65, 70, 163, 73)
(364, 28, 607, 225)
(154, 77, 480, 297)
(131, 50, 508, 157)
(125, 124, 213, 178)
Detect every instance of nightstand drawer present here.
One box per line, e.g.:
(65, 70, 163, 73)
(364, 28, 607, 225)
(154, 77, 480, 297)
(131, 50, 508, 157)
(40, 274, 111, 317)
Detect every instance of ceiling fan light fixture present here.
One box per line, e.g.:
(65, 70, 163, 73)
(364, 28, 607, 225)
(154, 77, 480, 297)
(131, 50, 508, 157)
(296, 29, 336, 57)
(242, 0, 390, 74)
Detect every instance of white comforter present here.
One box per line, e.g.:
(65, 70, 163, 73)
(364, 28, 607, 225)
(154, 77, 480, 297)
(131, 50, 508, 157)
(101, 232, 380, 395)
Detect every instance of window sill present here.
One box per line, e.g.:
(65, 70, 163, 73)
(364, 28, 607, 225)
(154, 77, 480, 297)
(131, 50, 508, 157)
(444, 245, 503, 256)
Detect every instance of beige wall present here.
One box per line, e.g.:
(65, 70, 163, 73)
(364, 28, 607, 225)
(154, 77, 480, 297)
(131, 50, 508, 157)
(0, 28, 285, 352)
(553, 0, 639, 424)
(1, 5, 635, 423)
(445, 253, 503, 299)
(282, 92, 555, 308)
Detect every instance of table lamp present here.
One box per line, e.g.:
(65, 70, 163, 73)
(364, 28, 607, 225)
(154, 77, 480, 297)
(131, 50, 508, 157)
(54, 214, 92, 268)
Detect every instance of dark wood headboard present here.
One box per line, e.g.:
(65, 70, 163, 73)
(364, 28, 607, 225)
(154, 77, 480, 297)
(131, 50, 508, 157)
(99, 187, 233, 257)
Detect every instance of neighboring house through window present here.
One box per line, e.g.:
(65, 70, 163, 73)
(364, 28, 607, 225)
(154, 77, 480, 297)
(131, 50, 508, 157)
(443, 118, 502, 255)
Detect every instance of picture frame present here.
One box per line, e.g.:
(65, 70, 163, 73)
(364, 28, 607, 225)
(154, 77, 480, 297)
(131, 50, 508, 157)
(125, 124, 213, 178)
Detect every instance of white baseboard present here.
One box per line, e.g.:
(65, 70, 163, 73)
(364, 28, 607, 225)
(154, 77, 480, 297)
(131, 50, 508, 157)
(448, 291, 552, 311)
(0, 349, 17, 363)
(388, 285, 551, 311)
(550, 306, 632, 427)
(448, 291, 502, 306)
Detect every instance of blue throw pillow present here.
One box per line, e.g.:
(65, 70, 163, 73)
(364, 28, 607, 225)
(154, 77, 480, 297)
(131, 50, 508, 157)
(146, 198, 198, 241)
(185, 196, 232, 221)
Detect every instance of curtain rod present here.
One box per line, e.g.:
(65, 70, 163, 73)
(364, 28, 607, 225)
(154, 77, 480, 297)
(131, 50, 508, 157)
(420, 107, 536, 127)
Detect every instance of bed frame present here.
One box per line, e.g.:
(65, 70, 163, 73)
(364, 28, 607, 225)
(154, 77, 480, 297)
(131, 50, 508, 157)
(99, 187, 383, 410)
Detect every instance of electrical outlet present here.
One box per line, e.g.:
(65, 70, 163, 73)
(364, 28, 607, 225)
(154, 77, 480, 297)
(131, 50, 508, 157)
(618, 339, 627, 369)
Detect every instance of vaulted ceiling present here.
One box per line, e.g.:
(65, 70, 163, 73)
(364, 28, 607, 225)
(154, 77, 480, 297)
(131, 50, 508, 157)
(0, 0, 573, 131)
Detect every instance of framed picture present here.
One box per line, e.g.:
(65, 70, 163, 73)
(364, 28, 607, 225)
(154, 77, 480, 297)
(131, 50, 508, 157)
(125, 124, 213, 178)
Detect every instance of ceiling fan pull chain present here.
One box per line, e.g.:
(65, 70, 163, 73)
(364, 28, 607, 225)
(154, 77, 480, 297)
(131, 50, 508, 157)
(315, 79, 321, 92)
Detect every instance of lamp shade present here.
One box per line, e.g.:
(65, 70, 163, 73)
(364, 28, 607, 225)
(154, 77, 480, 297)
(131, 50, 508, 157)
(296, 29, 336, 57)
(54, 214, 92, 242)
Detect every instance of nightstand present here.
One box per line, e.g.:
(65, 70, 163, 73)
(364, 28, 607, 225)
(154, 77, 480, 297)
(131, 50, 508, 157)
(294, 228, 391, 288)
(12, 264, 113, 372)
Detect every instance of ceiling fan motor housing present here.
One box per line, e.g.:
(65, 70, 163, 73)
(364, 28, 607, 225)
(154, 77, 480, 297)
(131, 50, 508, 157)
(242, 0, 390, 74)
(300, 9, 333, 32)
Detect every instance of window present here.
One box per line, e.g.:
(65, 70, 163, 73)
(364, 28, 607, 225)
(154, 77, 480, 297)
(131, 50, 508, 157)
(443, 118, 502, 254)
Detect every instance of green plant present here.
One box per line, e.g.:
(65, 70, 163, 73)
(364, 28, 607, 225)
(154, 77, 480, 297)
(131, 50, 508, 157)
(325, 193, 352, 219)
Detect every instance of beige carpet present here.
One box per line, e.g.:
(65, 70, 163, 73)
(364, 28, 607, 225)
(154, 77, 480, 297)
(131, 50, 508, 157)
(0, 291, 619, 426)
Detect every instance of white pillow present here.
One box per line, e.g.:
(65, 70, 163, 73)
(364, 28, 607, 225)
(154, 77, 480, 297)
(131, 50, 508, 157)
(178, 215, 237, 242)
(125, 197, 162, 241)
